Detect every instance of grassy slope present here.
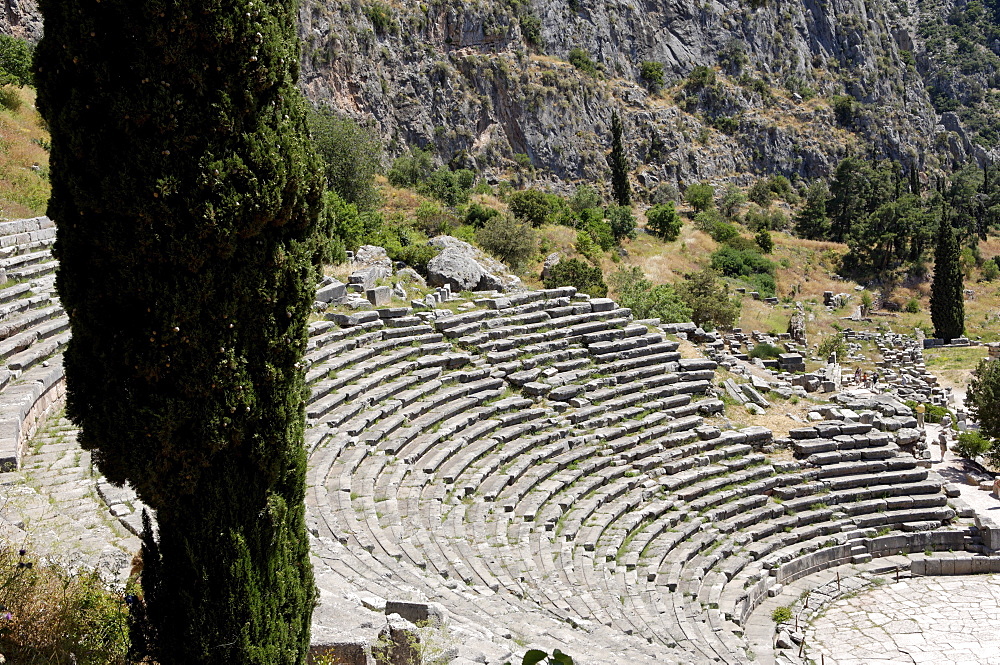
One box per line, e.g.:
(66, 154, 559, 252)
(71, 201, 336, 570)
(0, 86, 50, 219)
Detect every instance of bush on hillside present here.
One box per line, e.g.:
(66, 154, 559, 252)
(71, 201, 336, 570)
(466, 202, 501, 228)
(476, 215, 538, 271)
(684, 182, 715, 212)
(610, 267, 692, 323)
(646, 202, 683, 240)
(508, 188, 553, 227)
(710, 245, 775, 278)
(387, 147, 435, 187)
(567, 48, 598, 76)
(307, 109, 383, 211)
(544, 258, 607, 297)
(606, 205, 636, 241)
(0, 35, 33, 87)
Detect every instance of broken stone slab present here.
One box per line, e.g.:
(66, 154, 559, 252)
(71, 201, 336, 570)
(330, 311, 380, 327)
(315, 280, 347, 304)
(367, 286, 392, 307)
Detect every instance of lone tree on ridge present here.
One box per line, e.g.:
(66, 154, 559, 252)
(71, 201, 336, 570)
(35, 1, 323, 662)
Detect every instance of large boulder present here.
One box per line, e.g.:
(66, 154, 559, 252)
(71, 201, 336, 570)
(426, 236, 521, 293)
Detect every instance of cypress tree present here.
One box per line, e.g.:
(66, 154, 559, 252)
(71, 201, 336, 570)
(35, 2, 321, 663)
(609, 111, 632, 206)
(930, 214, 965, 342)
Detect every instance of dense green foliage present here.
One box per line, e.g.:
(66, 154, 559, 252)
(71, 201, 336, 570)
(646, 202, 683, 240)
(930, 215, 965, 341)
(610, 267, 692, 323)
(967, 359, 1000, 442)
(387, 147, 435, 187)
(477, 215, 538, 270)
(0, 35, 33, 87)
(36, 1, 320, 662)
(748, 342, 782, 359)
(954, 430, 992, 461)
(307, 108, 382, 210)
(609, 112, 632, 206)
(639, 61, 664, 89)
(567, 47, 598, 76)
(544, 258, 608, 297)
(508, 188, 553, 226)
(606, 204, 636, 241)
(676, 269, 739, 329)
(684, 183, 715, 213)
(792, 157, 1000, 280)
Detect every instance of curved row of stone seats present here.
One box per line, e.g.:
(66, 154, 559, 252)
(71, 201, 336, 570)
(302, 298, 852, 654)
(716, 416, 954, 634)
(0, 218, 68, 470)
(303, 293, 743, 661)
(294, 284, 967, 663)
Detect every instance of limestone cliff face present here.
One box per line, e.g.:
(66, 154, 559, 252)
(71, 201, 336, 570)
(5, 0, 993, 190)
(1, 0, 40, 41)
(296, 0, 980, 192)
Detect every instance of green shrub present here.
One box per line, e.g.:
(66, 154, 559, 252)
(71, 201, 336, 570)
(0, 546, 130, 664)
(710, 245, 775, 278)
(905, 298, 921, 313)
(605, 204, 636, 242)
(466, 202, 501, 228)
(476, 215, 538, 271)
(610, 267, 692, 323)
(817, 334, 846, 360)
(981, 260, 999, 281)
(364, 2, 396, 34)
(771, 606, 792, 624)
(567, 48, 598, 76)
(575, 230, 601, 263)
(583, 218, 615, 251)
(307, 109, 383, 211)
(685, 65, 715, 90)
(746, 272, 776, 297)
(0, 35, 34, 87)
(646, 202, 683, 240)
(684, 182, 716, 212)
(748, 179, 773, 207)
(544, 258, 608, 297)
(755, 229, 773, 253)
(831, 95, 857, 125)
(748, 342, 782, 359)
(519, 13, 542, 46)
(387, 147, 434, 187)
(954, 431, 992, 460)
(508, 188, 553, 227)
(718, 184, 746, 220)
(639, 60, 664, 88)
(570, 185, 601, 212)
(419, 167, 475, 205)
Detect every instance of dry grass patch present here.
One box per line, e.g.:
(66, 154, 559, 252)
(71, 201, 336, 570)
(0, 87, 50, 219)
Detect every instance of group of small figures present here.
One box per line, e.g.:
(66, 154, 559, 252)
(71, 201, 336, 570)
(852, 367, 882, 392)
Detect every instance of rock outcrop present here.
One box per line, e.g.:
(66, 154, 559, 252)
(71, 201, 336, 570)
(425, 235, 521, 293)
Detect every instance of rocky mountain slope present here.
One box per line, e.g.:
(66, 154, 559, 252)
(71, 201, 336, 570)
(4, 0, 998, 191)
(295, 0, 997, 190)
